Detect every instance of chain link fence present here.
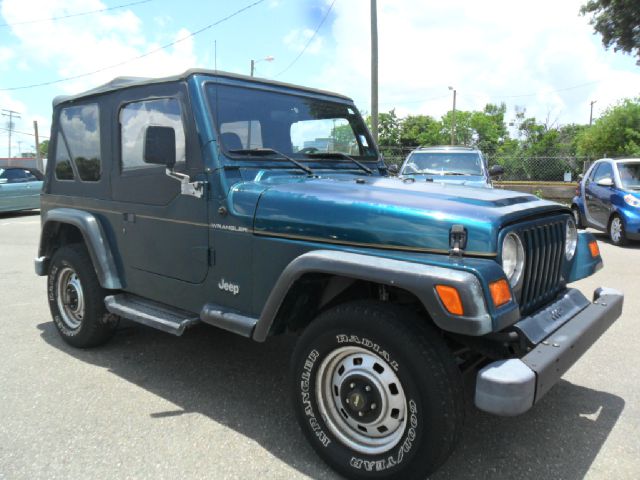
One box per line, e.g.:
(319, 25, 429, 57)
(380, 146, 591, 182)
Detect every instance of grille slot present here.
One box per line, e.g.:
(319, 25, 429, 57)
(519, 220, 565, 314)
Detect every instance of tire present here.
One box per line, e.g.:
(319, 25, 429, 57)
(47, 243, 119, 347)
(572, 205, 584, 229)
(291, 301, 464, 480)
(608, 214, 627, 246)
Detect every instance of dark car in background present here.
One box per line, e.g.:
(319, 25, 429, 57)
(0, 167, 43, 213)
(398, 145, 503, 187)
(572, 158, 640, 245)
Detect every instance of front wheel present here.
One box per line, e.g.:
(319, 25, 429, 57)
(609, 214, 627, 246)
(291, 301, 464, 480)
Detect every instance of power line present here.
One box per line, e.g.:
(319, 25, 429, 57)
(0, 0, 266, 92)
(276, 0, 336, 77)
(465, 80, 602, 101)
(380, 93, 450, 107)
(0, 126, 49, 140)
(0, 0, 152, 28)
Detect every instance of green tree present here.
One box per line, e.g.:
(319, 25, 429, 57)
(576, 97, 640, 158)
(377, 109, 402, 146)
(399, 115, 446, 146)
(470, 103, 509, 156)
(581, 0, 640, 64)
(39, 139, 49, 158)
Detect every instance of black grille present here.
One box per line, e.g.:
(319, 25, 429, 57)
(519, 220, 565, 314)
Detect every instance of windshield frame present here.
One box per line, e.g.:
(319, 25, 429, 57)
(203, 78, 380, 169)
(400, 150, 486, 177)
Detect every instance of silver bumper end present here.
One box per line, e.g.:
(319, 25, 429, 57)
(475, 288, 623, 416)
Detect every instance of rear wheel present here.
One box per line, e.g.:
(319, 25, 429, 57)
(291, 301, 464, 480)
(608, 214, 627, 246)
(48, 244, 118, 347)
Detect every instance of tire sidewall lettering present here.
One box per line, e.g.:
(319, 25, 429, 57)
(48, 259, 81, 337)
(299, 332, 422, 474)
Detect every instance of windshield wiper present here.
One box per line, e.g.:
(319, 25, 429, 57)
(438, 171, 473, 176)
(305, 152, 373, 175)
(228, 148, 314, 175)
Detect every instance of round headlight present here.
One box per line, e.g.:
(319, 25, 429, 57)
(565, 217, 578, 260)
(501, 233, 525, 287)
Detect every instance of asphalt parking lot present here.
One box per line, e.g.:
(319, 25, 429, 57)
(1, 211, 639, 480)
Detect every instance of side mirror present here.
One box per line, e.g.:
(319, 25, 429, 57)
(596, 177, 614, 187)
(0, 178, 7, 185)
(387, 164, 400, 175)
(578, 173, 584, 181)
(489, 165, 505, 177)
(144, 126, 176, 169)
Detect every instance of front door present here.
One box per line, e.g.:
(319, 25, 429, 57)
(110, 83, 209, 290)
(585, 162, 613, 227)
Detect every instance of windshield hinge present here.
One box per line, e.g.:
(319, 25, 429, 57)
(449, 225, 467, 257)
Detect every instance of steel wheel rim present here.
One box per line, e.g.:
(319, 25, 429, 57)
(56, 267, 85, 329)
(611, 217, 622, 243)
(315, 346, 407, 455)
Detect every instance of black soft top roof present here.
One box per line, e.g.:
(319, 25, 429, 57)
(52, 69, 352, 107)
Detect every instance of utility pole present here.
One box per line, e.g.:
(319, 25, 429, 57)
(1, 109, 21, 158)
(449, 87, 457, 145)
(589, 100, 597, 126)
(34, 120, 43, 172)
(370, 0, 379, 143)
(250, 56, 274, 77)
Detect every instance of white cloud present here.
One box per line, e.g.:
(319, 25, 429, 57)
(283, 28, 323, 55)
(313, 0, 640, 125)
(1, 0, 199, 95)
(0, 47, 15, 67)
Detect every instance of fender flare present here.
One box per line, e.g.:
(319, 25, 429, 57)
(36, 208, 122, 290)
(252, 250, 496, 341)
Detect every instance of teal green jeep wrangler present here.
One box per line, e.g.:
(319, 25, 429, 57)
(35, 70, 623, 479)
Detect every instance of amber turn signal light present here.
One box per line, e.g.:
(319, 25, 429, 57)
(435, 285, 464, 316)
(489, 279, 512, 307)
(588, 240, 600, 258)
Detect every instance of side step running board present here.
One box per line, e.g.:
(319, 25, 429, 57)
(105, 294, 200, 336)
(200, 303, 258, 338)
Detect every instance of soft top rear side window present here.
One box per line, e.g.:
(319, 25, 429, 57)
(56, 104, 101, 182)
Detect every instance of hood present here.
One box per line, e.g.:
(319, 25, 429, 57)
(244, 176, 568, 255)
(401, 174, 491, 188)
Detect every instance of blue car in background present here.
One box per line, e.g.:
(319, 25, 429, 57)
(0, 167, 43, 213)
(398, 146, 504, 187)
(572, 158, 640, 245)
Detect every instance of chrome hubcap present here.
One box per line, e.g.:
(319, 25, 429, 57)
(611, 218, 622, 243)
(56, 267, 85, 329)
(316, 346, 407, 455)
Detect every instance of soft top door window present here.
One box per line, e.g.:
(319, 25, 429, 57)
(120, 98, 186, 172)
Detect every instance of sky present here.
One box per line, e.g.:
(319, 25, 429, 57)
(1, 0, 639, 157)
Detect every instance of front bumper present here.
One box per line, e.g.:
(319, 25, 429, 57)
(475, 287, 623, 416)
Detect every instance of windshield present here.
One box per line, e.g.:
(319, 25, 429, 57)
(402, 152, 484, 176)
(618, 162, 640, 190)
(206, 84, 377, 161)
